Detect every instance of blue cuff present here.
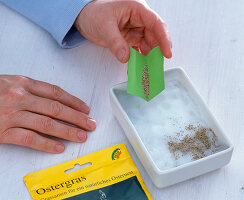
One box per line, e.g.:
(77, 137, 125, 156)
(50, 0, 93, 48)
(62, 26, 86, 48)
(0, 0, 93, 48)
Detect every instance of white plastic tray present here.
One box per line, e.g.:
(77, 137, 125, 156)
(110, 68, 233, 188)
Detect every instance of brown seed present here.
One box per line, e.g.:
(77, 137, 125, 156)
(142, 64, 149, 100)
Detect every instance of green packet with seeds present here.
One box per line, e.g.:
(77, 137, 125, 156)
(127, 46, 165, 101)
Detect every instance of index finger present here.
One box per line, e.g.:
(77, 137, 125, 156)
(26, 79, 90, 114)
(139, 5, 172, 58)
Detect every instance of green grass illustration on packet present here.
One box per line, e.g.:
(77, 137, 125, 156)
(127, 46, 165, 101)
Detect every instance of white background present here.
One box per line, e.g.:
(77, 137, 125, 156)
(0, 0, 243, 199)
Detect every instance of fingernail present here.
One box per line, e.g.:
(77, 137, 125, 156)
(81, 104, 90, 113)
(87, 118, 96, 129)
(56, 144, 65, 153)
(117, 48, 125, 61)
(77, 131, 85, 141)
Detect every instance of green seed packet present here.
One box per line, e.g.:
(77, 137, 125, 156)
(127, 46, 165, 101)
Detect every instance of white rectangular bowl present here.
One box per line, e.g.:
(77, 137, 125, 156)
(109, 68, 233, 188)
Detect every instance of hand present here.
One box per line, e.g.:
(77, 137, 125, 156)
(0, 75, 96, 153)
(75, 0, 172, 63)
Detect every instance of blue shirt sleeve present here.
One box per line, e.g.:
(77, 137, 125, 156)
(0, 0, 93, 48)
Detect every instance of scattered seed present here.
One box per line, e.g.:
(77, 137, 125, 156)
(167, 124, 220, 160)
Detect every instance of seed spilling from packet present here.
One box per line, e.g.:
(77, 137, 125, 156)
(127, 46, 165, 101)
(142, 64, 149, 100)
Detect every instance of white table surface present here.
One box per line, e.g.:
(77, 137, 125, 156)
(0, 0, 243, 199)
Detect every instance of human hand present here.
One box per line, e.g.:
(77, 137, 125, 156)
(75, 0, 172, 63)
(0, 75, 96, 153)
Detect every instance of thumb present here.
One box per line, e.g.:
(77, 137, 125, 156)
(100, 21, 130, 63)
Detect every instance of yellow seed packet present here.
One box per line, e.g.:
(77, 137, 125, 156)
(24, 143, 153, 200)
